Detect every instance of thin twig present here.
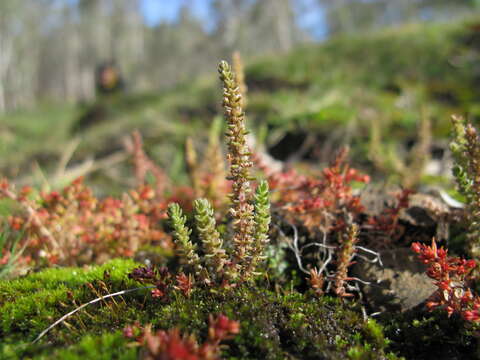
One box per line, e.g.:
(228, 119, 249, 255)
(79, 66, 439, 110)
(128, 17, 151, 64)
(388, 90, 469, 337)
(32, 285, 155, 344)
(354, 245, 383, 266)
(54, 137, 81, 181)
(0, 186, 61, 255)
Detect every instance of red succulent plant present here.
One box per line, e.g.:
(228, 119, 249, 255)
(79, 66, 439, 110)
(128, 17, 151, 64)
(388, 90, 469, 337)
(412, 239, 480, 322)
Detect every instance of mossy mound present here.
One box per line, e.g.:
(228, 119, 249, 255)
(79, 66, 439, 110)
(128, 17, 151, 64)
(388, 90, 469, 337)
(0, 259, 401, 359)
(0, 258, 140, 336)
(382, 307, 479, 360)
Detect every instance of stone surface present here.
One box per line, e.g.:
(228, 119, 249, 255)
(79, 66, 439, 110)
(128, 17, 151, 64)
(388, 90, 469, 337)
(353, 247, 436, 312)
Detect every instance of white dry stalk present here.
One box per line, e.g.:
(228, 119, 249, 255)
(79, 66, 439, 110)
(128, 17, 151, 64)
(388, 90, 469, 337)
(32, 285, 155, 344)
(276, 219, 382, 294)
(0, 186, 61, 256)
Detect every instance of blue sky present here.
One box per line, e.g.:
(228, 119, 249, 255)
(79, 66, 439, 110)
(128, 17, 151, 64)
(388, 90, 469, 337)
(139, 0, 327, 38)
(140, 0, 211, 26)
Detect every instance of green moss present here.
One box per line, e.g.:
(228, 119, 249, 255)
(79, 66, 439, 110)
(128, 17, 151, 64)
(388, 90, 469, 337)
(0, 259, 140, 335)
(382, 308, 479, 359)
(363, 319, 389, 349)
(51, 332, 136, 360)
(0, 259, 398, 359)
(141, 287, 394, 359)
(1, 331, 136, 360)
(7, 258, 475, 359)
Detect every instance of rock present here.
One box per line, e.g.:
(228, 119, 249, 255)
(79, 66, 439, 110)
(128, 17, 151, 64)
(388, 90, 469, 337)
(353, 248, 436, 312)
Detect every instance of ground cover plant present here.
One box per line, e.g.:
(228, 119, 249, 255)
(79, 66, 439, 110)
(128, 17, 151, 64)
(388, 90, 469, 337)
(3, 18, 480, 360)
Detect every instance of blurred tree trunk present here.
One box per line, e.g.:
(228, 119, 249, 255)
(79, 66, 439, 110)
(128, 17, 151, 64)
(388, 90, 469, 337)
(110, 0, 145, 92)
(0, 2, 20, 112)
(0, 0, 42, 112)
(212, 0, 245, 53)
(0, 33, 13, 113)
(212, 0, 302, 55)
(264, 0, 296, 52)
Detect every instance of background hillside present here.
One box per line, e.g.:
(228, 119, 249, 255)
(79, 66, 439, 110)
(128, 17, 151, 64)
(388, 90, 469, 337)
(2, 16, 480, 194)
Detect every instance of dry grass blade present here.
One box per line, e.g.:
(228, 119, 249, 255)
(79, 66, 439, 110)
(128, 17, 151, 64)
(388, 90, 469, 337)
(32, 285, 155, 344)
